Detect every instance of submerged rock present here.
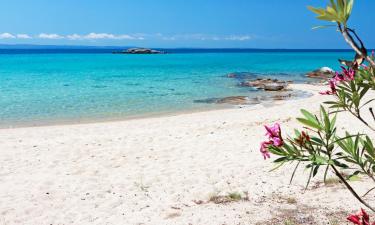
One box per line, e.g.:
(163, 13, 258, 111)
(227, 72, 259, 79)
(194, 96, 254, 105)
(263, 83, 286, 91)
(194, 90, 311, 106)
(306, 67, 334, 79)
(216, 96, 250, 105)
(272, 93, 293, 100)
(239, 78, 290, 91)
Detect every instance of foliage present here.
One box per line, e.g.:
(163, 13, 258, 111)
(308, 0, 354, 28)
(260, 0, 375, 214)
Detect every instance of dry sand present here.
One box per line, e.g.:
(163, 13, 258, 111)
(0, 83, 374, 225)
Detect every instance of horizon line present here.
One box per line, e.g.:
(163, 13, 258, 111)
(0, 44, 372, 51)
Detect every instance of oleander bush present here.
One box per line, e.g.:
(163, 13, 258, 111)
(259, 0, 375, 222)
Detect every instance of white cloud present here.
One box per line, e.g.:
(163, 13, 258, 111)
(17, 34, 32, 39)
(159, 34, 253, 41)
(38, 33, 64, 39)
(84, 33, 115, 39)
(83, 33, 144, 40)
(66, 34, 82, 40)
(225, 35, 252, 41)
(0, 32, 253, 42)
(0, 33, 16, 39)
(65, 33, 145, 40)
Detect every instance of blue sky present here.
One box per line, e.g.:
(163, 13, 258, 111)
(0, 0, 374, 48)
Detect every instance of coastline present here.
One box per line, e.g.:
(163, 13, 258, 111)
(2, 82, 374, 224)
(0, 83, 314, 129)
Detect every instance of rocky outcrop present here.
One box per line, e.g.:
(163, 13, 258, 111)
(113, 48, 165, 54)
(263, 83, 286, 91)
(194, 90, 311, 106)
(239, 78, 291, 91)
(227, 72, 258, 79)
(194, 96, 254, 105)
(306, 67, 334, 79)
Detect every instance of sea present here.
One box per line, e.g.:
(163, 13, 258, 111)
(0, 48, 356, 127)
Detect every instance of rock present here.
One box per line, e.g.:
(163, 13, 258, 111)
(194, 96, 253, 105)
(306, 67, 334, 79)
(216, 96, 250, 105)
(226, 72, 258, 79)
(320, 67, 334, 73)
(239, 78, 289, 91)
(272, 93, 293, 100)
(113, 48, 165, 54)
(263, 83, 287, 91)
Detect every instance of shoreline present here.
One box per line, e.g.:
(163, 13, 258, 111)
(2, 82, 375, 224)
(0, 83, 316, 129)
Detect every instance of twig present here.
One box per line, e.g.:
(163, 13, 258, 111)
(363, 186, 375, 198)
(331, 165, 375, 212)
(338, 24, 375, 67)
(370, 108, 375, 122)
(347, 108, 375, 131)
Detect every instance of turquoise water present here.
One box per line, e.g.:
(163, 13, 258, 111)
(0, 51, 353, 126)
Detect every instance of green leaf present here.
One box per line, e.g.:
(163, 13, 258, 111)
(301, 109, 319, 122)
(348, 175, 361, 181)
(313, 165, 320, 177)
(337, 0, 345, 12)
(274, 157, 288, 163)
(330, 0, 338, 11)
(312, 25, 336, 30)
(326, 6, 337, 15)
(330, 114, 337, 130)
(346, 0, 354, 17)
(307, 6, 326, 15)
(270, 161, 286, 172)
(297, 118, 321, 130)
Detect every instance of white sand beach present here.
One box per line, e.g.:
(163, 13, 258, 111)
(1, 83, 374, 225)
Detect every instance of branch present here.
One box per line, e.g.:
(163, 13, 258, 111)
(339, 26, 375, 67)
(345, 106, 375, 132)
(331, 165, 375, 212)
(347, 28, 365, 49)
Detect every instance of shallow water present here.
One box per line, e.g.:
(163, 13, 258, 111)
(0, 50, 354, 126)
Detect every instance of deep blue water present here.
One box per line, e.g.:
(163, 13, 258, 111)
(0, 49, 355, 126)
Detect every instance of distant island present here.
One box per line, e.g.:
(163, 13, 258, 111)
(112, 48, 165, 54)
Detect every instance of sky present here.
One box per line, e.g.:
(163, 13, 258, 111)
(0, 0, 374, 48)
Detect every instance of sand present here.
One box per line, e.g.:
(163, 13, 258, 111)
(1, 83, 374, 225)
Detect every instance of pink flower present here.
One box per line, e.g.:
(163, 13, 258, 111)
(348, 214, 362, 225)
(264, 123, 280, 138)
(341, 66, 355, 81)
(372, 50, 374, 58)
(264, 123, 283, 147)
(260, 141, 271, 159)
(333, 71, 345, 82)
(319, 79, 337, 95)
(259, 123, 284, 159)
(347, 209, 374, 225)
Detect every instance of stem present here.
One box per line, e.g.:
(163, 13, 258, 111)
(323, 165, 329, 184)
(370, 108, 375, 122)
(339, 26, 375, 67)
(331, 165, 375, 212)
(347, 108, 375, 131)
(347, 28, 365, 50)
(289, 161, 301, 185)
(357, 114, 375, 131)
(363, 186, 375, 197)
